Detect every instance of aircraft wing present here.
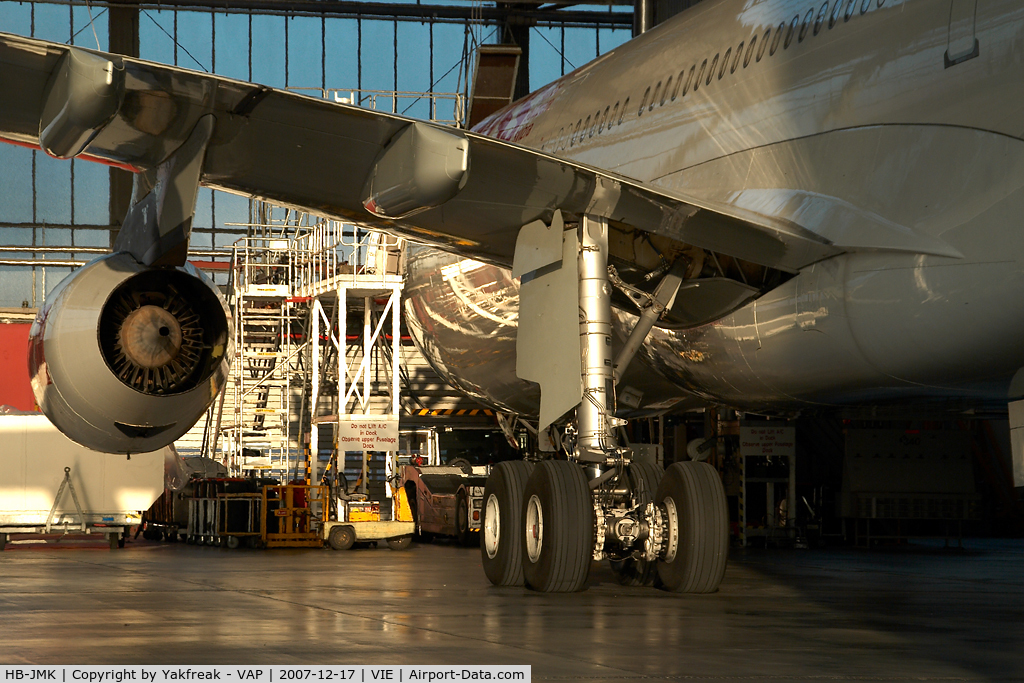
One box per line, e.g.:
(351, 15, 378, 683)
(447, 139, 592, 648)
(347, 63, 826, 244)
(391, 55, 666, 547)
(0, 32, 958, 271)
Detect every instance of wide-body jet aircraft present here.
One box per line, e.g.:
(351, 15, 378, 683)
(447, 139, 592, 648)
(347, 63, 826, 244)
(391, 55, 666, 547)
(2, 0, 1022, 594)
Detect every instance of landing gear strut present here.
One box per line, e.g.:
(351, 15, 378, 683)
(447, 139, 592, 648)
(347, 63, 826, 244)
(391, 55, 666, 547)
(481, 213, 729, 593)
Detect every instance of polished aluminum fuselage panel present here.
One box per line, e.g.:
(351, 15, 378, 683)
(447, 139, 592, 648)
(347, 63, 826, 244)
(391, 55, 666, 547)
(406, 0, 1024, 413)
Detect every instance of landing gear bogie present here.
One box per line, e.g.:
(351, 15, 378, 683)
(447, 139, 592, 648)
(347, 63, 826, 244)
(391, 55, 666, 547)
(479, 456, 729, 595)
(482, 212, 727, 595)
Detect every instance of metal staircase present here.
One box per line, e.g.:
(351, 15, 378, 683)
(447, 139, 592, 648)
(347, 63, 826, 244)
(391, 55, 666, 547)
(294, 222, 405, 500)
(225, 238, 301, 479)
(172, 86, 476, 493)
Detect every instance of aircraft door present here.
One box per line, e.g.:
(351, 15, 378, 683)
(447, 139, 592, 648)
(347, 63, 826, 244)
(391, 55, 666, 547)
(945, 0, 979, 67)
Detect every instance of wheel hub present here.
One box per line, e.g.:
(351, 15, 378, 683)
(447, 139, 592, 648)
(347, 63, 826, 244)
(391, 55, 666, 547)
(484, 493, 501, 559)
(661, 497, 679, 563)
(525, 494, 544, 562)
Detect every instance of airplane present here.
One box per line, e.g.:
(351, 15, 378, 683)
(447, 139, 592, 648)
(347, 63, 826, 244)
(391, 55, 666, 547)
(3, 0, 1023, 595)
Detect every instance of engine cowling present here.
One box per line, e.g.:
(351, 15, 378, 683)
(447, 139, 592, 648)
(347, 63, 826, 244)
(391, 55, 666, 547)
(28, 253, 232, 454)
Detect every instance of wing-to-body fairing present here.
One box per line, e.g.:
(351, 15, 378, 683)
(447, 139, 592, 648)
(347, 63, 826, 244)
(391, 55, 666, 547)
(5, 0, 1024, 594)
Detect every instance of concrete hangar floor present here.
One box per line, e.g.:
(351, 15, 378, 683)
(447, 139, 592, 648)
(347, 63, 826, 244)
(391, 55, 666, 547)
(0, 539, 1022, 681)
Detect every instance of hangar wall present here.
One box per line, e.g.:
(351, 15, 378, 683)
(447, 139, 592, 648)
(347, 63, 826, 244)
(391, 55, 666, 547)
(0, 315, 33, 411)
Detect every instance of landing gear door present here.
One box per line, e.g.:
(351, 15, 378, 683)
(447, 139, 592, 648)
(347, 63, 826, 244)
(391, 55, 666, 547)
(515, 212, 583, 432)
(946, 0, 979, 68)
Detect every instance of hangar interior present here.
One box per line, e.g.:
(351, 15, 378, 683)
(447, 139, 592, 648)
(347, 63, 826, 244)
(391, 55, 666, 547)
(0, 0, 1021, 553)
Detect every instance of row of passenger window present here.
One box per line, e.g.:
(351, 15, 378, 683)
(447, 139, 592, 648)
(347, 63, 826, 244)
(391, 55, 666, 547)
(545, 0, 889, 153)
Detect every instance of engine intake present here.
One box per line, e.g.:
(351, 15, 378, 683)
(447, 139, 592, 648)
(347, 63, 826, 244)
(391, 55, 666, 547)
(30, 253, 232, 454)
(98, 268, 226, 395)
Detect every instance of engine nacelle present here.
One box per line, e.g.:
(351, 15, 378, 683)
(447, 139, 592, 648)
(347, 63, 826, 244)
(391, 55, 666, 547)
(29, 253, 232, 454)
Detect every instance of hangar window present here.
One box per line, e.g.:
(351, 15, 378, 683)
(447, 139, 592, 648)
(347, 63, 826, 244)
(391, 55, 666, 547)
(694, 59, 707, 90)
(707, 54, 719, 85)
(732, 42, 744, 72)
(830, 0, 843, 27)
(638, 87, 650, 115)
(771, 22, 786, 54)
(814, 3, 828, 34)
(799, 9, 814, 42)
(744, 36, 757, 67)
(619, 97, 630, 124)
(845, 0, 856, 20)
(598, 105, 610, 133)
(860, 0, 870, 13)
(784, 16, 799, 49)
(650, 81, 662, 111)
(720, 48, 731, 79)
(661, 76, 672, 105)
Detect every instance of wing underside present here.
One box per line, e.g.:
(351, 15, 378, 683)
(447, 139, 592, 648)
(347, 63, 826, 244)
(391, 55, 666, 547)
(0, 32, 959, 274)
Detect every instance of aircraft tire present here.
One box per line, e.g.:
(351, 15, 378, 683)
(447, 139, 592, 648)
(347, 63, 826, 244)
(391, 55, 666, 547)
(480, 460, 534, 586)
(655, 461, 728, 593)
(449, 458, 474, 475)
(522, 460, 594, 593)
(456, 492, 472, 546)
(609, 461, 664, 586)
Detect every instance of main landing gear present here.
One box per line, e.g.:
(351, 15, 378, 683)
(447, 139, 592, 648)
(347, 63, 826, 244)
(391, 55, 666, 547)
(481, 213, 729, 593)
(480, 458, 728, 593)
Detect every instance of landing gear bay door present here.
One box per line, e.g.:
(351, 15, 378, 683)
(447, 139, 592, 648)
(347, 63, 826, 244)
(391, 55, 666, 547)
(513, 210, 582, 431)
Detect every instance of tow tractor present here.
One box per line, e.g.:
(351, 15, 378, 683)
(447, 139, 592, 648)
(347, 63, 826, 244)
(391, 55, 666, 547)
(324, 480, 415, 551)
(399, 460, 487, 545)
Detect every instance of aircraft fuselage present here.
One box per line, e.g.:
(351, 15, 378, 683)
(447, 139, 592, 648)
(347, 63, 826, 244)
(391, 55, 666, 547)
(405, 0, 1024, 413)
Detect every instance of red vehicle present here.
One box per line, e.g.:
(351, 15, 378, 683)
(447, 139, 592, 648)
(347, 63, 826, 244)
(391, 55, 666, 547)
(400, 461, 487, 545)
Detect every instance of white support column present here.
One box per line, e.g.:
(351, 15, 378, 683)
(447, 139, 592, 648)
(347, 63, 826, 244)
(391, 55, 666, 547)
(387, 287, 401, 508)
(338, 288, 347, 419)
(310, 298, 322, 486)
(576, 214, 617, 462)
(337, 287, 347, 492)
(361, 296, 372, 495)
(391, 287, 401, 416)
(363, 296, 372, 410)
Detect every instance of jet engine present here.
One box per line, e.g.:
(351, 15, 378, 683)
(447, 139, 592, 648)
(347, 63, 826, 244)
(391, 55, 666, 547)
(28, 253, 232, 454)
